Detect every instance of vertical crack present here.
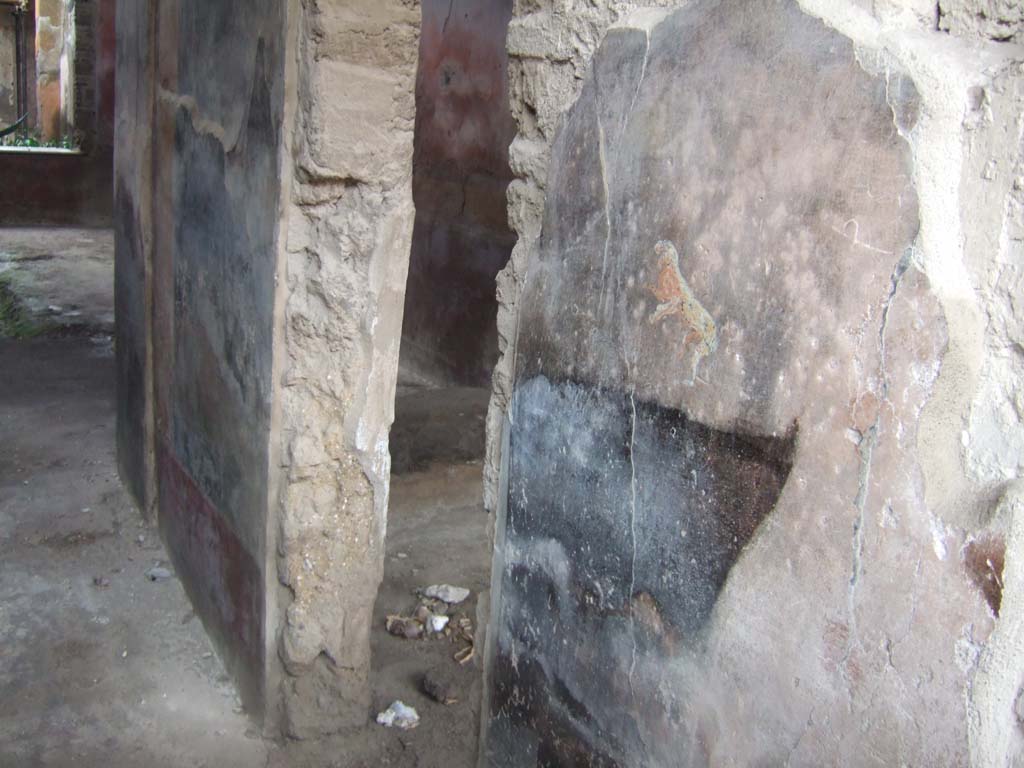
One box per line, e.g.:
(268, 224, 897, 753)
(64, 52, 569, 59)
(628, 391, 639, 609)
(627, 390, 645, 754)
(842, 250, 911, 695)
(624, 27, 652, 134)
(845, 421, 876, 682)
(597, 115, 613, 298)
(441, 0, 455, 36)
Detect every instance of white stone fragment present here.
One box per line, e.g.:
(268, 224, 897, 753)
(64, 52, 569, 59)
(145, 566, 173, 582)
(422, 584, 471, 604)
(376, 700, 420, 730)
(428, 614, 450, 633)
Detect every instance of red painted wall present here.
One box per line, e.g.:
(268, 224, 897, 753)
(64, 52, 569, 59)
(399, 0, 516, 386)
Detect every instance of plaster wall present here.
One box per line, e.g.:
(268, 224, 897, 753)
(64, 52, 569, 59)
(115, 0, 425, 736)
(399, 0, 516, 387)
(483, 0, 1024, 764)
(110, 0, 1024, 753)
(115, 0, 287, 721)
(112, 0, 153, 528)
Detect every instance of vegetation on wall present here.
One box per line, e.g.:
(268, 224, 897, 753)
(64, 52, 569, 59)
(0, 129, 79, 148)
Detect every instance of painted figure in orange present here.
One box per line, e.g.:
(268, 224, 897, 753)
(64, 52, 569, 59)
(647, 240, 718, 384)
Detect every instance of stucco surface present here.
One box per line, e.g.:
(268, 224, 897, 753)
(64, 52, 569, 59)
(487, 2, 997, 764)
(485, 0, 1024, 765)
(116, 0, 287, 721)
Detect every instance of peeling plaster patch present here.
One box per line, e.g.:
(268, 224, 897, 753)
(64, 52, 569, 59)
(964, 532, 1007, 615)
(158, 90, 233, 151)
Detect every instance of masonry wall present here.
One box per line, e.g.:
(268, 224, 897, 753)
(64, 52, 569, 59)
(398, 0, 516, 387)
(272, 0, 420, 737)
(482, 0, 1024, 765)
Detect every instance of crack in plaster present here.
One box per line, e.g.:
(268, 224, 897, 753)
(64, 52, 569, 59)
(441, 0, 455, 37)
(783, 706, 817, 767)
(886, 556, 924, 668)
(596, 115, 613, 314)
(628, 388, 639, 625)
(626, 388, 648, 759)
(842, 249, 912, 695)
(847, 421, 875, 655)
(623, 24, 652, 134)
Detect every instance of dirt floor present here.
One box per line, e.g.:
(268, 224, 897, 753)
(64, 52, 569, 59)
(0, 337, 268, 768)
(0, 228, 492, 767)
(0, 228, 115, 335)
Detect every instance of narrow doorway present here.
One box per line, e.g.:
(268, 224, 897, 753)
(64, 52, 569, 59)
(370, 0, 515, 760)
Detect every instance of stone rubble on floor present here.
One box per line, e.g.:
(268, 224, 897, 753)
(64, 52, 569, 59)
(375, 700, 421, 730)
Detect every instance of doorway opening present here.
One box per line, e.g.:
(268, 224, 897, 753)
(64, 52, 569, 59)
(369, 0, 516, 758)
(1, 0, 97, 149)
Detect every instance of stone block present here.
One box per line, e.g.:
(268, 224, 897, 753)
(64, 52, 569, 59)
(305, 60, 410, 183)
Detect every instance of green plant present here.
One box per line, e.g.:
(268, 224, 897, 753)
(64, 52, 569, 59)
(0, 274, 44, 339)
(0, 128, 81, 149)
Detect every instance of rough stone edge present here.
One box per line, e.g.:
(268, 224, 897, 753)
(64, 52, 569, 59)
(269, 0, 421, 739)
